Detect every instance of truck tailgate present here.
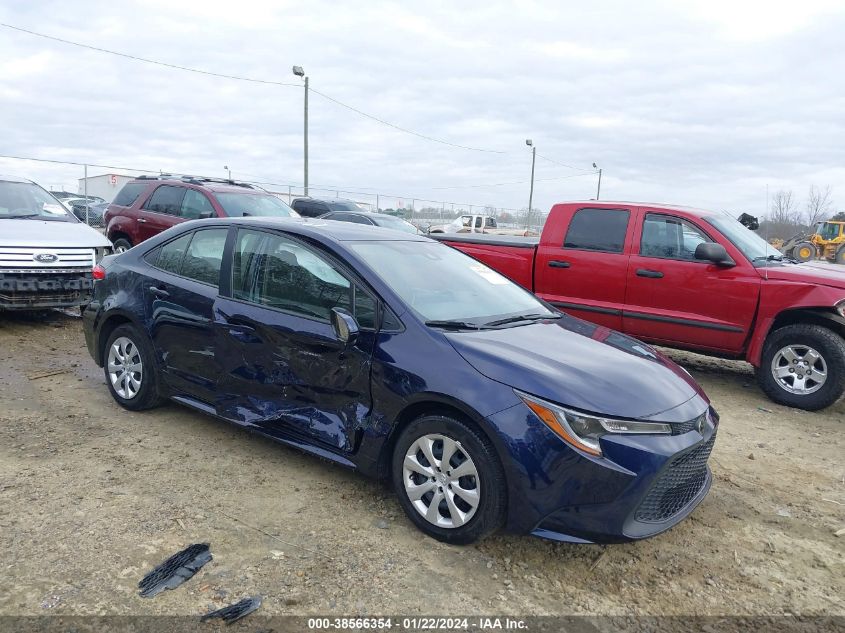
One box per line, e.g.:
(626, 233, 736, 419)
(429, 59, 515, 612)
(433, 234, 538, 290)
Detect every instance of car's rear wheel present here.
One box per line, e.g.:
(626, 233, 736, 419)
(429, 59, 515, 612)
(392, 414, 506, 544)
(103, 324, 164, 411)
(112, 238, 132, 254)
(757, 324, 845, 410)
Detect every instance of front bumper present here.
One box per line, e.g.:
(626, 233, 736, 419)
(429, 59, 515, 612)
(488, 401, 718, 544)
(0, 270, 94, 309)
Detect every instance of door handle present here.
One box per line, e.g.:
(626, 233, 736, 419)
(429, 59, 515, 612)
(548, 260, 571, 268)
(636, 269, 664, 278)
(137, 218, 147, 224)
(149, 286, 170, 298)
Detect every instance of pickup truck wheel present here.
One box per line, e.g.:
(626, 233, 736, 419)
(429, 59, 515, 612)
(103, 324, 164, 411)
(392, 415, 506, 544)
(757, 324, 845, 410)
(791, 241, 815, 262)
(112, 238, 132, 254)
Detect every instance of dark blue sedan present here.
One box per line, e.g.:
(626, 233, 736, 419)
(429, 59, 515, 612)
(82, 217, 717, 544)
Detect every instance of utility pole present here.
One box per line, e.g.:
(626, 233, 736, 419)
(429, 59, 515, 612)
(593, 163, 602, 200)
(224, 165, 231, 181)
(526, 139, 536, 229)
(293, 66, 309, 196)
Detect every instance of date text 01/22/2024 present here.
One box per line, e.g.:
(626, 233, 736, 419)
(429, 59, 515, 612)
(306, 617, 528, 630)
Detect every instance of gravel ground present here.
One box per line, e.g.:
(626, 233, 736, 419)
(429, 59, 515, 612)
(0, 310, 842, 618)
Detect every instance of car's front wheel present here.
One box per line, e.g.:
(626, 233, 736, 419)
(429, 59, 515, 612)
(392, 414, 506, 544)
(103, 324, 164, 411)
(757, 324, 845, 410)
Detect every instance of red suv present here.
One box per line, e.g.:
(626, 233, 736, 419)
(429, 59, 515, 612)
(104, 175, 299, 252)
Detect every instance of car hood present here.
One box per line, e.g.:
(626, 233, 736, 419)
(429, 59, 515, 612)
(445, 315, 705, 420)
(760, 263, 845, 290)
(0, 219, 111, 248)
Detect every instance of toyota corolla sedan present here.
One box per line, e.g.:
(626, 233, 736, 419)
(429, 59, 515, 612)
(82, 217, 718, 544)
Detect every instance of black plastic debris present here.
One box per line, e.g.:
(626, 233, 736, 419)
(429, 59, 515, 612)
(138, 543, 212, 598)
(201, 596, 262, 624)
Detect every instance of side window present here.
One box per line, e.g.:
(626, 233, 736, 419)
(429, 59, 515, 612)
(155, 232, 193, 274)
(113, 182, 146, 207)
(461, 216, 472, 228)
(474, 217, 482, 228)
(564, 208, 629, 253)
(181, 189, 215, 219)
(143, 186, 186, 215)
(640, 215, 712, 260)
(179, 228, 228, 286)
(232, 230, 353, 321)
(485, 217, 497, 228)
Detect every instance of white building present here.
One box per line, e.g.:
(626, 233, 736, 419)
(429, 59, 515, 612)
(77, 173, 135, 202)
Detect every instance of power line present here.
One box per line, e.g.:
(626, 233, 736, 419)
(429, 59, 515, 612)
(535, 152, 591, 172)
(431, 170, 599, 190)
(1, 22, 589, 166)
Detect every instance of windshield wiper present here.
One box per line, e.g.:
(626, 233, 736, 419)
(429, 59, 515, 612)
(1, 212, 40, 219)
(425, 319, 483, 330)
(752, 254, 784, 263)
(484, 313, 559, 327)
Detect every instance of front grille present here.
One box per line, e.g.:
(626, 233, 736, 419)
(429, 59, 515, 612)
(0, 247, 95, 269)
(635, 432, 716, 523)
(671, 412, 702, 435)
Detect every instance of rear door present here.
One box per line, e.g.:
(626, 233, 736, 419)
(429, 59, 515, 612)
(534, 206, 632, 330)
(143, 227, 231, 403)
(138, 185, 186, 241)
(622, 211, 759, 352)
(213, 228, 376, 451)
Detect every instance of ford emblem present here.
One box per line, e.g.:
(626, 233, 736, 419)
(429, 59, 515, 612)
(34, 253, 59, 263)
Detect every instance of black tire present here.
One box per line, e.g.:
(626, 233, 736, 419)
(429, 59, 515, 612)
(835, 246, 845, 265)
(112, 238, 132, 254)
(756, 324, 845, 410)
(791, 241, 815, 263)
(102, 324, 165, 411)
(391, 414, 506, 545)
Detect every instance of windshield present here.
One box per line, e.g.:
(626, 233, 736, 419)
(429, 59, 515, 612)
(372, 215, 418, 234)
(328, 200, 361, 212)
(216, 193, 299, 218)
(704, 213, 781, 262)
(817, 223, 840, 240)
(0, 181, 76, 221)
(349, 241, 557, 325)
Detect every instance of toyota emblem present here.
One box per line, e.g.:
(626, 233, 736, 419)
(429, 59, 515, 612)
(34, 253, 59, 263)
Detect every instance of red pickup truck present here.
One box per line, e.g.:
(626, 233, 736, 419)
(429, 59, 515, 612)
(437, 201, 845, 411)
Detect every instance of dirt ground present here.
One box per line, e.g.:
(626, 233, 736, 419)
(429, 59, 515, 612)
(0, 310, 842, 618)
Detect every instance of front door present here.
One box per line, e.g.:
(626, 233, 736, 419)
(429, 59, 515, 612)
(214, 228, 376, 452)
(623, 211, 760, 352)
(534, 206, 632, 330)
(137, 185, 186, 242)
(144, 227, 230, 403)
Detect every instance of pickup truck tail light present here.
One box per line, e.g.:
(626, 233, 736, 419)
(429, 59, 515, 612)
(92, 264, 106, 280)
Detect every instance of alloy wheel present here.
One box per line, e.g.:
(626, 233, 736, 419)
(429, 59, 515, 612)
(107, 336, 143, 399)
(402, 433, 480, 528)
(770, 344, 827, 395)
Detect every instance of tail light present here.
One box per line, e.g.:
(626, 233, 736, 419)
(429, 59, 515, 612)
(92, 264, 106, 280)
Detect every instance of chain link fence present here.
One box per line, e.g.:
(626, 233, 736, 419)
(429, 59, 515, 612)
(1, 155, 548, 234)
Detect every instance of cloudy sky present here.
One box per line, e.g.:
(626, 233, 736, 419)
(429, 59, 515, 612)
(1, 0, 843, 215)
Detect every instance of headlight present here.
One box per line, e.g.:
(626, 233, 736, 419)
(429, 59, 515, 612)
(516, 390, 671, 457)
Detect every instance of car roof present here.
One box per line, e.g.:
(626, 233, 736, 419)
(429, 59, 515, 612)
(182, 216, 430, 244)
(129, 176, 265, 195)
(558, 200, 722, 218)
(0, 174, 34, 184)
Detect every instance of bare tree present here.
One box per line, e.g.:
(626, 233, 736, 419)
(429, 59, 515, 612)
(770, 190, 798, 225)
(805, 185, 833, 226)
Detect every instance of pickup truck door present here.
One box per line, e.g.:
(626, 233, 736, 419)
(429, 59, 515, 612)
(534, 206, 632, 330)
(622, 211, 759, 353)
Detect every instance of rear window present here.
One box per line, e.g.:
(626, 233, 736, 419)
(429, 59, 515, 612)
(564, 208, 630, 253)
(143, 185, 186, 216)
(113, 182, 147, 207)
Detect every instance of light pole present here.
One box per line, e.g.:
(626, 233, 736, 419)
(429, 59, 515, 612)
(526, 139, 536, 229)
(593, 162, 602, 200)
(292, 65, 309, 196)
(224, 165, 231, 181)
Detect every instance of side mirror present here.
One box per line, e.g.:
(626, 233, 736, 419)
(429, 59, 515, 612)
(331, 307, 359, 346)
(198, 211, 214, 219)
(695, 242, 735, 267)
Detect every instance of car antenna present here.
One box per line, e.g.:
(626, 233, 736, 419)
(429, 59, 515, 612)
(763, 183, 769, 281)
